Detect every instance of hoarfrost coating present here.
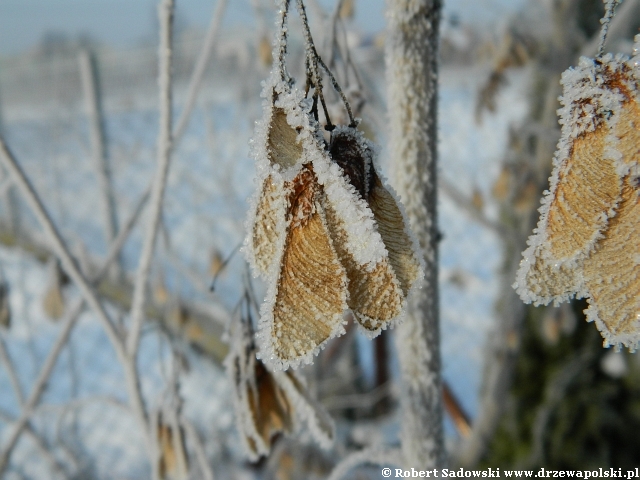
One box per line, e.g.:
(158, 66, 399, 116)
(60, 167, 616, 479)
(514, 45, 640, 350)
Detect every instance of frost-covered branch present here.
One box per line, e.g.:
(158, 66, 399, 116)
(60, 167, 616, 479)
(181, 416, 215, 480)
(0, 182, 149, 474)
(173, 0, 228, 144)
(79, 49, 119, 261)
(128, 0, 175, 357)
(327, 447, 403, 480)
(385, 0, 445, 468)
(0, 138, 125, 364)
(0, 336, 24, 406)
(440, 178, 507, 239)
(581, 0, 640, 57)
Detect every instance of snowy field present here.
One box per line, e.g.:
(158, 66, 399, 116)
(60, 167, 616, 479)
(0, 40, 530, 476)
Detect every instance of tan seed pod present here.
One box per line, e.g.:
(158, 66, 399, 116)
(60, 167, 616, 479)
(324, 127, 422, 332)
(245, 80, 307, 278)
(492, 166, 511, 201)
(264, 165, 348, 366)
(267, 107, 303, 169)
(515, 55, 640, 306)
(208, 248, 224, 277)
(339, 0, 355, 19)
(247, 360, 294, 452)
(582, 181, 640, 349)
(251, 175, 283, 276)
(258, 34, 273, 69)
(324, 201, 402, 331)
(367, 170, 422, 297)
(545, 127, 620, 262)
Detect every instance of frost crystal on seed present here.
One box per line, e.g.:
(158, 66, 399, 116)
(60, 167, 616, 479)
(245, 1, 423, 369)
(514, 51, 640, 350)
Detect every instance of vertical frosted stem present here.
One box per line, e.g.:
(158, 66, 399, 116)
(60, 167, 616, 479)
(78, 50, 119, 262)
(385, 0, 444, 467)
(128, 0, 175, 357)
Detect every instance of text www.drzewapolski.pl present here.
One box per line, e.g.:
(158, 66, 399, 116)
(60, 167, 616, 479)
(381, 468, 640, 479)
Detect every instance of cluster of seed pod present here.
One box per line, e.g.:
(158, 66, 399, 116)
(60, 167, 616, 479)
(244, 60, 423, 369)
(514, 46, 640, 350)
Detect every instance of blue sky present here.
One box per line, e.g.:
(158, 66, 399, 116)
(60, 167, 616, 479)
(0, 0, 526, 55)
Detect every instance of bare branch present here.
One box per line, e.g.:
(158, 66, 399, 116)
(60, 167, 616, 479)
(128, 0, 175, 357)
(581, 0, 640, 57)
(0, 303, 79, 473)
(0, 181, 149, 475)
(0, 336, 24, 405)
(181, 416, 215, 480)
(79, 49, 120, 261)
(327, 447, 403, 480)
(0, 138, 125, 364)
(173, 0, 229, 144)
(386, 0, 445, 467)
(440, 178, 507, 238)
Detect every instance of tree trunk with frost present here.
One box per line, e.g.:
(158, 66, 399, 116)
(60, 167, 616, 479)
(386, 0, 445, 467)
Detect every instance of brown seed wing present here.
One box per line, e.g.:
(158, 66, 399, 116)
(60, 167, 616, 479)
(248, 361, 294, 447)
(324, 200, 403, 332)
(267, 107, 302, 168)
(519, 250, 580, 303)
(583, 178, 640, 347)
(368, 173, 421, 296)
(252, 175, 282, 276)
(582, 97, 640, 347)
(271, 206, 348, 362)
(546, 124, 621, 262)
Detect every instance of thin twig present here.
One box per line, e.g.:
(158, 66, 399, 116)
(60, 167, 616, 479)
(23, 423, 68, 480)
(276, 0, 292, 82)
(79, 49, 120, 262)
(128, 0, 175, 357)
(327, 0, 345, 70)
(173, 0, 229, 144)
(440, 177, 508, 239)
(581, 0, 640, 57)
(323, 381, 392, 411)
(181, 416, 215, 480)
(327, 447, 403, 480)
(0, 138, 125, 365)
(0, 182, 149, 475)
(597, 0, 622, 57)
(0, 336, 24, 405)
(0, 305, 79, 474)
(295, 0, 355, 127)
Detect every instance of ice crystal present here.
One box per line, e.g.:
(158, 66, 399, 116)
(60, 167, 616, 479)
(514, 51, 640, 350)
